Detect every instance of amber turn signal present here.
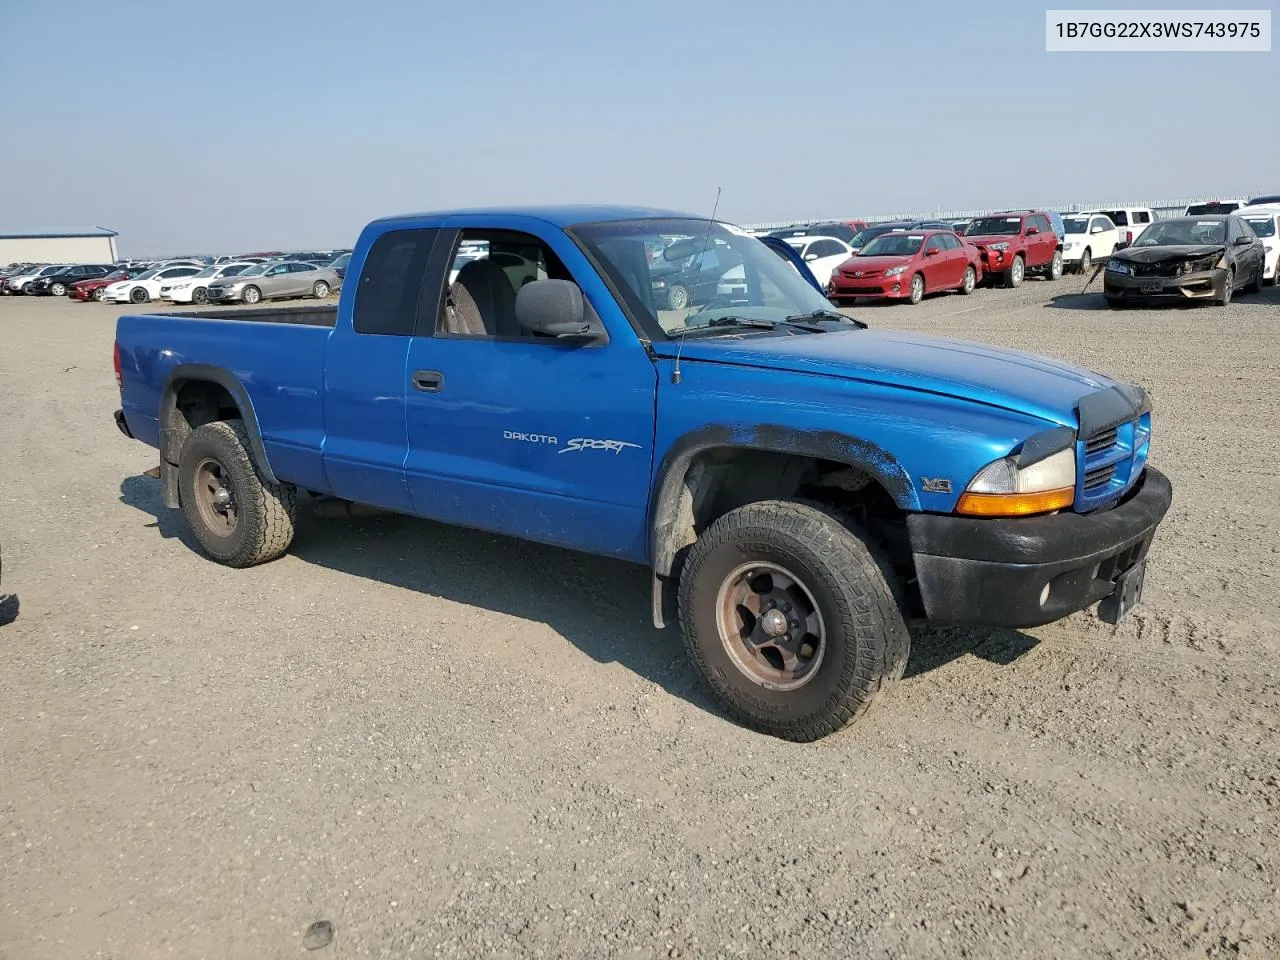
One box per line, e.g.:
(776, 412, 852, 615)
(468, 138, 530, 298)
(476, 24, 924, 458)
(954, 486, 1075, 517)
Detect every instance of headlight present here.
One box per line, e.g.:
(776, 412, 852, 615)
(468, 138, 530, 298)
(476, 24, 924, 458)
(989, 242, 1010, 252)
(883, 265, 908, 277)
(955, 447, 1075, 517)
(173, 282, 191, 289)
(1107, 260, 1132, 275)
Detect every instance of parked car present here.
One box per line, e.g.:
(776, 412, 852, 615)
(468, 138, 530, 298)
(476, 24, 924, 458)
(5, 264, 67, 295)
(961, 211, 1063, 286)
(1061, 213, 1118, 273)
(649, 239, 744, 310)
(205, 260, 339, 304)
(1183, 200, 1241, 217)
(102, 265, 204, 304)
(160, 262, 259, 304)
(1085, 207, 1156, 247)
(1104, 214, 1266, 308)
(112, 204, 1172, 741)
(768, 221, 868, 246)
(1237, 206, 1280, 284)
(27, 263, 116, 296)
(327, 252, 351, 281)
(69, 268, 145, 302)
(0, 263, 40, 294)
(781, 236, 857, 288)
(827, 229, 982, 304)
(846, 220, 957, 255)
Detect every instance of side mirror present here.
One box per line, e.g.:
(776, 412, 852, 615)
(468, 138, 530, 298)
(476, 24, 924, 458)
(1113, 239, 1130, 251)
(1234, 235, 1252, 245)
(1026, 226, 1040, 236)
(1090, 225, 1105, 234)
(515, 279, 603, 342)
(803, 253, 819, 262)
(924, 247, 940, 257)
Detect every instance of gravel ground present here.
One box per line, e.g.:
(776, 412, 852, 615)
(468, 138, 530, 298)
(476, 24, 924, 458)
(1, 277, 1277, 959)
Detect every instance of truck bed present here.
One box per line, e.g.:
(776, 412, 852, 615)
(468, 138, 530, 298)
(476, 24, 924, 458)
(184, 305, 338, 327)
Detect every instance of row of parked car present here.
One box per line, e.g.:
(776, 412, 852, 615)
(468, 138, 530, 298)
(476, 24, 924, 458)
(0, 250, 352, 305)
(737, 195, 1279, 308)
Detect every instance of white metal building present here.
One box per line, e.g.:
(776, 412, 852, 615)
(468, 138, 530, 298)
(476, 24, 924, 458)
(0, 227, 119, 266)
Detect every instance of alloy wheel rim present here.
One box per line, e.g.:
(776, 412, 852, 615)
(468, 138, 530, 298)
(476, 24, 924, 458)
(715, 561, 826, 690)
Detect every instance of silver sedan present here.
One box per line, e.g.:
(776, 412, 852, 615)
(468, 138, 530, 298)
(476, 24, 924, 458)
(205, 261, 340, 305)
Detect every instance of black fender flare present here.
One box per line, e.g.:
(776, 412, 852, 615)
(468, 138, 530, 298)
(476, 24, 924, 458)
(159, 363, 279, 485)
(647, 424, 919, 628)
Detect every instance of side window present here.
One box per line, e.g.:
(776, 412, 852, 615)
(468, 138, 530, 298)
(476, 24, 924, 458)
(942, 233, 961, 250)
(353, 228, 440, 337)
(923, 234, 942, 253)
(439, 229, 574, 340)
(1134, 211, 1151, 224)
(1112, 211, 1129, 226)
(289, 262, 315, 273)
(1033, 215, 1051, 233)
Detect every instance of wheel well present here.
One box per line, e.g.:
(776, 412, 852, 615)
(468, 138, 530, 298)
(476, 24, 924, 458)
(160, 379, 244, 468)
(654, 448, 917, 622)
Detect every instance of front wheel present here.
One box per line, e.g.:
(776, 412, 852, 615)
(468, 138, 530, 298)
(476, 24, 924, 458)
(312, 280, 330, 299)
(677, 500, 909, 741)
(92, 287, 106, 302)
(1216, 268, 1234, 307)
(242, 285, 262, 305)
(908, 272, 925, 305)
(666, 283, 689, 311)
(959, 265, 976, 295)
(177, 420, 297, 568)
(50, 282, 67, 297)
(129, 286, 149, 304)
(1045, 249, 1063, 280)
(1004, 254, 1024, 288)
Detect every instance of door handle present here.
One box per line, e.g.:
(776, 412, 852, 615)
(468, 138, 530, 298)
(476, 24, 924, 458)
(412, 370, 445, 392)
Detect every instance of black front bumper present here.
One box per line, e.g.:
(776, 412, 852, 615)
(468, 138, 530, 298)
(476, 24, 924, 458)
(907, 467, 1173, 628)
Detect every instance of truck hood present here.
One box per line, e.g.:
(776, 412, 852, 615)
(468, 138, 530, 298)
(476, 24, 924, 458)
(651, 329, 1114, 426)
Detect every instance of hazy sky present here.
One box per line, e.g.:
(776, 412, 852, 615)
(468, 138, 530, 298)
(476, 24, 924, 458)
(3, 0, 1275, 255)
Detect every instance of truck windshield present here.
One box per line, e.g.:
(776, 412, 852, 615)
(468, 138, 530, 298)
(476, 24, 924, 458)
(570, 218, 839, 339)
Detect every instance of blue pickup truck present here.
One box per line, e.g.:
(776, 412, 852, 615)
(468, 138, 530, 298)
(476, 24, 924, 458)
(113, 205, 1172, 741)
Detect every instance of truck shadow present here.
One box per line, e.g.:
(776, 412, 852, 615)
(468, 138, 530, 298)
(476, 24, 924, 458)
(119, 475, 1041, 713)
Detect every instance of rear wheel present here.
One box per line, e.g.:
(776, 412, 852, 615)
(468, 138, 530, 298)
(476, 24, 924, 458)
(1079, 249, 1092, 275)
(678, 500, 909, 741)
(908, 272, 925, 305)
(242, 285, 262, 305)
(667, 283, 689, 310)
(1004, 255, 1024, 288)
(959, 265, 976, 295)
(177, 420, 296, 568)
(1045, 249, 1063, 280)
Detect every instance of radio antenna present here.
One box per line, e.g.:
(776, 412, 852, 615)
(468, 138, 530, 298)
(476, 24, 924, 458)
(672, 186, 722, 385)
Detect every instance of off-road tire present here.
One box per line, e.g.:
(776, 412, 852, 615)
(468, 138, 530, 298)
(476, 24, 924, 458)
(177, 420, 296, 568)
(678, 499, 910, 741)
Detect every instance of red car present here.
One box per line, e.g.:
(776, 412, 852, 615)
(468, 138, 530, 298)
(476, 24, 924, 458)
(69, 268, 141, 302)
(827, 229, 983, 305)
(960, 210, 1063, 287)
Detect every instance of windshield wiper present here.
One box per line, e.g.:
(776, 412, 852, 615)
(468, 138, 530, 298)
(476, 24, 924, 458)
(783, 309, 867, 329)
(671, 316, 788, 339)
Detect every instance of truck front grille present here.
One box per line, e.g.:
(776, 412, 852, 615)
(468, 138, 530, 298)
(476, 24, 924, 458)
(1075, 412, 1151, 511)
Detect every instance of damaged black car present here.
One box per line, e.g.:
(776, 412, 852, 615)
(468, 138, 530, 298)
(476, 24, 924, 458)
(1103, 215, 1266, 308)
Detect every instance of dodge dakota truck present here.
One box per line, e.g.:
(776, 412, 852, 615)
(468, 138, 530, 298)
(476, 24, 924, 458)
(113, 205, 1172, 741)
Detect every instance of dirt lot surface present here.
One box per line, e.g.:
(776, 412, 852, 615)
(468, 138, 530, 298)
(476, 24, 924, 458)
(2, 278, 1277, 959)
